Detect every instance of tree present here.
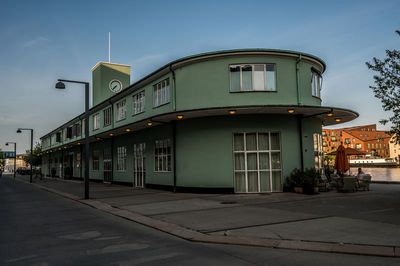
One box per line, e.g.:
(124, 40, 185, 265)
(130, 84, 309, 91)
(0, 149, 4, 167)
(366, 30, 400, 142)
(23, 142, 42, 167)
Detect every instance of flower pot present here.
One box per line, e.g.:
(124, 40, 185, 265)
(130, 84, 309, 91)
(294, 187, 303, 193)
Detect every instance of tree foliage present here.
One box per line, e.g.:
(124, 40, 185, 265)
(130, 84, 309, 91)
(366, 30, 400, 142)
(23, 142, 42, 167)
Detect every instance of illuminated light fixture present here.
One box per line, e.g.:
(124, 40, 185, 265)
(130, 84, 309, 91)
(96, 137, 101, 140)
(177, 115, 183, 119)
(126, 129, 131, 132)
(77, 142, 81, 145)
(109, 133, 114, 136)
(287, 109, 295, 114)
(64, 146, 67, 149)
(327, 113, 333, 117)
(147, 121, 153, 126)
(229, 110, 236, 115)
(335, 118, 341, 122)
(58, 148, 61, 150)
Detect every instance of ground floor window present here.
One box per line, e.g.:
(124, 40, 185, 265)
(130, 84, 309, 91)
(117, 146, 127, 171)
(233, 132, 282, 193)
(133, 143, 146, 187)
(313, 133, 324, 174)
(92, 151, 99, 171)
(154, 139, 171, 172)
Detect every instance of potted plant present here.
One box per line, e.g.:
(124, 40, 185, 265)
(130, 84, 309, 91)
(302, 168, 320, 195)
(285, 168, 305, 193)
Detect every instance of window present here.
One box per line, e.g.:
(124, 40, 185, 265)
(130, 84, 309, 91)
(56, 132, 61, 143)
(356, 143, 362, 150)
(104, 107, 112, 127)
(133, 91, 145, 114)
(331, 136, 337, 141)
(311, 70, 322, 98)
(345, 138, 350, 144)
(93, 113, 100, 130)
(314, 133, 324, 174)
(368, 143, 370, 148)
(230, 64, 276, 92)
(76, 153, 81, 168)
(154, 139, 171, 172)
(116, 100, 126, 121)
(322, 131, 326, 136)
(66, 127, 72, 139)
(233, 132, 281, 193)
(117, 146, 127, 171)
(76, 123, 81, 137)
(154, 79, 170, 107)
(92, 151, 99, 171)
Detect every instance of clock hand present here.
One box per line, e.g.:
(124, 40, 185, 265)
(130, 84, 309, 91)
(113, 85, 118, 90)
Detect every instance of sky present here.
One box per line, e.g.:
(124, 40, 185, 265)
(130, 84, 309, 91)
(0, 0, 399, 154)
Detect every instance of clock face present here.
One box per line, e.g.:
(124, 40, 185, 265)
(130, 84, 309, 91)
(109, 79, 122, 93)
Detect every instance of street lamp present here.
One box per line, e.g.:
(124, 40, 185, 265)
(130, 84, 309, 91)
(55, 79, 90, 199)
(5, 142, 16, 179)
(16, 128, 33, 183)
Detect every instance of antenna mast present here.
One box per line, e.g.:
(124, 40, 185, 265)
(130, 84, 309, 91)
(108, 32, 111, 63)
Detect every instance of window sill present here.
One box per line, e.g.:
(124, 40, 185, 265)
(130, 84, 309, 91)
(116, 117, 126, 122)
(154, 170, 172, 173)
(230, 90, 277, 93)
(153, 102, 170, 109)
(132, 111, 145, 116)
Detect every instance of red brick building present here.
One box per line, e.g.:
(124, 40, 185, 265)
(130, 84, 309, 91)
(322, 124, 391, 158)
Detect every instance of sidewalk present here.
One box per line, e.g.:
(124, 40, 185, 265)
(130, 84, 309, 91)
(11, 174, 400, 257)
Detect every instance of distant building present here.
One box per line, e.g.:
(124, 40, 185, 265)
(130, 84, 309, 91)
(322, 124, 391, 158)
(5, 154, 29, 172)
(389, 135, 400, 161)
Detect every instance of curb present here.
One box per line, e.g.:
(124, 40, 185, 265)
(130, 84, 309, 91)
(15, 176, 400, 258)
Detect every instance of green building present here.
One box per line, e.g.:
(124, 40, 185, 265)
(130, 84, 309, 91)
(40, 49, 357, 193)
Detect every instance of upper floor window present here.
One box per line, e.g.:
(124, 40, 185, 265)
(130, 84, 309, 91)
(104, 107, 112, 127)
(116, 100, 126, 121)
(154, 79, 170, 107)
(133, 91, 145, 115)
(93, 113, 100, 130)
(56, 132, 61, 143)
(75, 123, 81, 137)
(230, 64, 276, 92)
(66, 126, 72, 139)
(311, 70, 322, 98)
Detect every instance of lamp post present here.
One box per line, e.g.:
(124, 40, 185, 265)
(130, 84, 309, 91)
(55, 79, 90, 199)
(5, 142, 16, 179)
(16, 128, 33, 183)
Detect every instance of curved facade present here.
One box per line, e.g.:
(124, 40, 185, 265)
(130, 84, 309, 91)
(40, 49, 358, 193)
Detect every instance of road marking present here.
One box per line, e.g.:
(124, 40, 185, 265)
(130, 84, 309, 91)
(86, 243, 149, 255)
(60, 231, 101, 240)
(7, 254, 37, 262)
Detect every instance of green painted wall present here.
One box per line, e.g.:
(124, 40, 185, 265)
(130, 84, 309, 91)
(176, 115, 303, 188)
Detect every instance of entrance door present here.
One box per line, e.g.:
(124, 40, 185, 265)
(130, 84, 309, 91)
(133, 143, 146, 188)
(103, 148, 113, 183)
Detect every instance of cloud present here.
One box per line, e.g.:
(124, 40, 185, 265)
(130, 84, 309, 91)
(21, 36, 50, 48)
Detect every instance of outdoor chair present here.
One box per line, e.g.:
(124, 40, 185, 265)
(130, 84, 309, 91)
(318, 174, 330, 192)
(357, 174, 371, 191)
(338, 176, 357, 192)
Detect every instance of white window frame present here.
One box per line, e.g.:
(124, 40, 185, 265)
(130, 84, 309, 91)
(154, 139, 171, 172)
(116, 100, 126, 121)
(93, 113, 100, 130)
(153, 79, 170, 107)
(117, 146, 127, 172)
(133, 91, 145, 115)
(229, 64, 276, 92)
(103, 107, 112, 127)
(233, 132, 282, 193)
(311, 70, 322, 98)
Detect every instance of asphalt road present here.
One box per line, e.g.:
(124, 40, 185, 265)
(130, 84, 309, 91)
(0, 174, 398, 266)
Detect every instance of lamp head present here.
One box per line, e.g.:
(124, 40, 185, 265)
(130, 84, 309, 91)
(16, 129, 22, 133)
(55, 81, 65, 89)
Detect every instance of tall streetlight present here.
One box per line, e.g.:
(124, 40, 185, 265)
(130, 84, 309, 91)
(55, 79, 90, 199)
(5, 142, 16, 179)
(17, 128, 33, 183)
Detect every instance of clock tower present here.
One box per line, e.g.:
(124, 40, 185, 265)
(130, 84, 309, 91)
(91, 62, 131, 106)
